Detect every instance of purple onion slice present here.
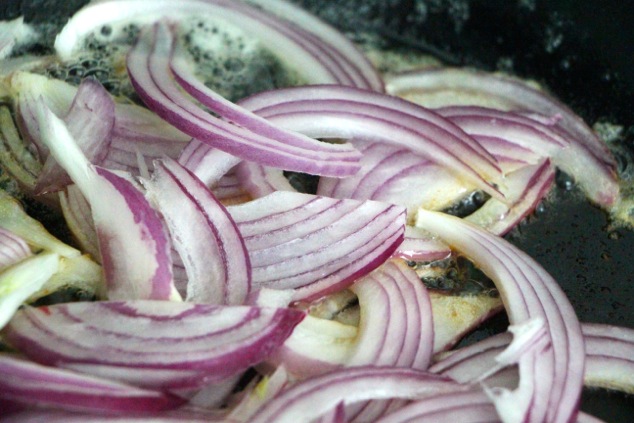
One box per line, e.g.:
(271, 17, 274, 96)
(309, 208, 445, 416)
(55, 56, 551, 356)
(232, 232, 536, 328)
(0, 353, 185, 414)
(145, 158, 251, 305)
(34, 98, 177, 300)
(416, 209, 584, 423)
(4, 300, 305, 390)
(126, 22, 361, 177)
(227, 191, 406, 301)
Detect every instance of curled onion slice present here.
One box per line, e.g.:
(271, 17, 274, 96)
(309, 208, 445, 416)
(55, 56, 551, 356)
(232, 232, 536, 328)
(35, 98, 177, 300)
(228, 191, 406, 301)
(249, 366, 461, 423)
(240, 85, 505, 202)
(55, 0, 380, 90)
(432, 323, 634, 395)
(144, 158, 251, 304)
(127, 22, 361, 177)
(0, 353, 185, 414)
(393, 226, 451, 262)
(416, 209, 584, 423)
(348, 259, 434, 369)
(4, 301, 305, 390)
(387, 68, 619, 206)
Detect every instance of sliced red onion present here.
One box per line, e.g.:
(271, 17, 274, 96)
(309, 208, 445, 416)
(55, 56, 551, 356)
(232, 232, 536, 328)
(583, 323, 634, 393)
(387, 68, 619, 206)
(12, 72, 86, 159)
(247, 0, 383, 91)
(348, 259, 433, 369)
(433, 323, 634, 395)
(0, 252, 58, 330)
(4, 301, 305, 390)
(59, 185, 100, 260)
(35, 99, 177, 300)
(376, 389, 497, 423)
(474, 134, 541, 171)
(416, 209, 585, 423)
(0, 227, 31, 270)
(144, 158, 251, 305)
(393, 226, 451, 262)
(127, 23, 361, 178)
(465, 159, 555, 236)
(227, 191, 406, 301)
(438, 105, 615, 207)
(55, 0, 380, 90)
(376, 389, 604, 423)
(240, 85, 505, 202)
(102, 102, 190, 174)
(344, 259, 435, 421)
(177, 140, 241, 187)
(249, 366, 461, 423)
(266, 259, 434, 388)
(171, 35, 365, 161)
(317, 140, 472, 216)
(33, 78, 115, 194)
(0, 353, 185, 414)
(314, 402, 347, 423)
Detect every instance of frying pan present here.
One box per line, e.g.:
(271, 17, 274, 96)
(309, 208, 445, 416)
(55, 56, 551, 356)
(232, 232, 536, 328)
(2, 0, 633, 421)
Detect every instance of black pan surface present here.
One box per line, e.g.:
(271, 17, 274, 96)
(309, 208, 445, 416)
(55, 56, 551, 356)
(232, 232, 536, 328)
(2, 0, 633, 421)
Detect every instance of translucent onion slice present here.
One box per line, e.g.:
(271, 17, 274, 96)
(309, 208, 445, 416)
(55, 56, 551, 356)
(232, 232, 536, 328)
(144, 158, 251, 305)
(270, 259, 434, 380)
(344, 259, 435, 421)
(0, 353, 185, 414)
(416, 209, 584, 423)
(439, 106, 614, 208)
(317, 140, 472, 216)
(54, 0, 380, 90)
(3, 301, 305, 390)
(246, 0, 383, 90)
(393, 226, 451, 262)
(240, 85, 505, 202)
(376, 389, 603, 423)
(227, 191, 406, 301)
(432, 323, 634, 395)
(465, 159, 555, 236)
(348, 260, 434, 369)
(249, 366, 461, 423)
(35, 98, 177, 301)
(387, 68, 619, 206)
(127, 23, 361, 177)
